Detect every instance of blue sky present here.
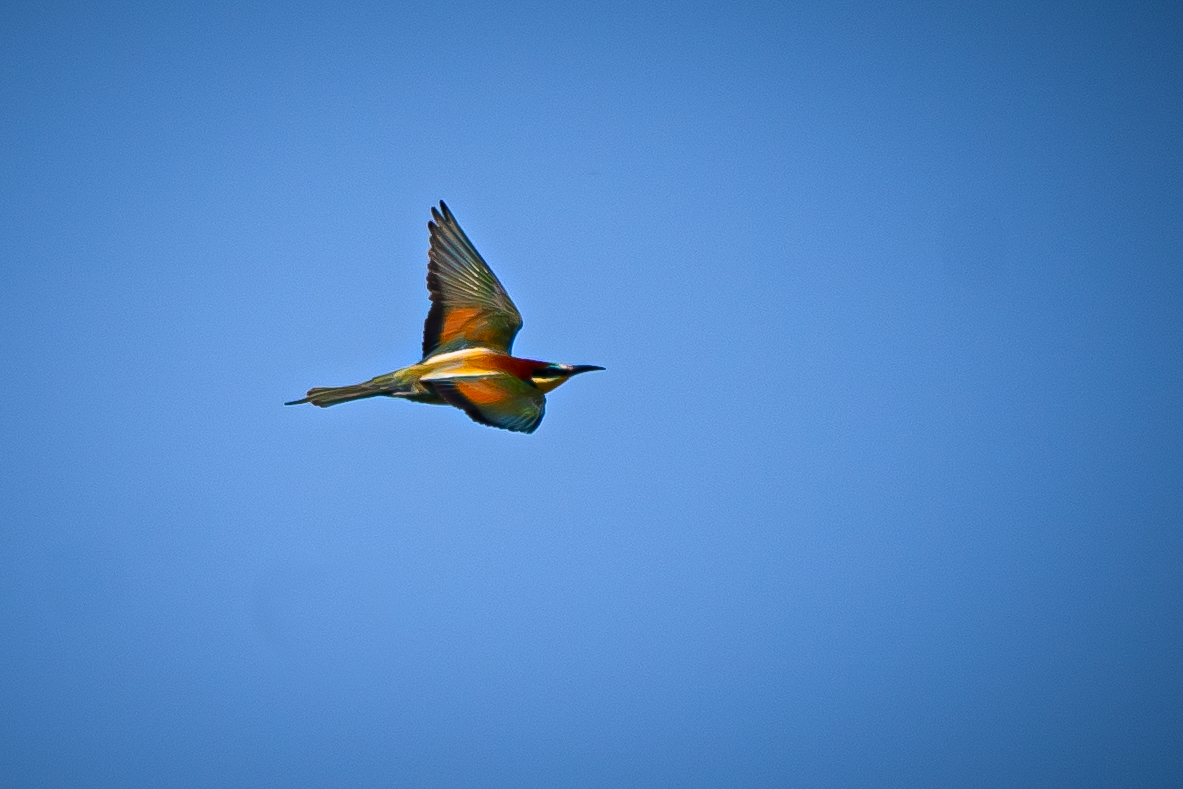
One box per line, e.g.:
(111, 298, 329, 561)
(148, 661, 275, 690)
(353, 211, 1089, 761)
(2, 0, 1181, 786)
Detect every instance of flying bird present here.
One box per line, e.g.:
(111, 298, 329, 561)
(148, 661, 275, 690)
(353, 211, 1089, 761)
(285, 201, 603, 433)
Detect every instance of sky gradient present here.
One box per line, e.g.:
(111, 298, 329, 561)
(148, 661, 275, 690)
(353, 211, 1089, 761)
(2, 0, 1181, 786)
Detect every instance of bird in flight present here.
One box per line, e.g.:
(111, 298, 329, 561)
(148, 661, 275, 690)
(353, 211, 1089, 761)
(285, 201, 603, 433)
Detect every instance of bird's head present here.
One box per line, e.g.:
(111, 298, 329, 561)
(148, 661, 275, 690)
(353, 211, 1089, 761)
(530, 363, 605, 393)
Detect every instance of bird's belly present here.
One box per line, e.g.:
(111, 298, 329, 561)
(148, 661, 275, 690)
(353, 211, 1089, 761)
(405, 389, 447, 405)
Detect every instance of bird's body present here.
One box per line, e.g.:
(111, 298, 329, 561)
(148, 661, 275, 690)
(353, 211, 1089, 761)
(286, 202, 602, 433)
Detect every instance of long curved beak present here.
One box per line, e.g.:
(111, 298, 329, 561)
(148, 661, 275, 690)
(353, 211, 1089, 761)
(569, 364, 605, 375)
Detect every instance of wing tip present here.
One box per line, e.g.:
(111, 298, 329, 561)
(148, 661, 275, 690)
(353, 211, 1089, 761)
(427, 201, 459, 245)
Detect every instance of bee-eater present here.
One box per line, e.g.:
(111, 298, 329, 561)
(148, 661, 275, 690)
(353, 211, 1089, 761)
(285, 201, 603, 433)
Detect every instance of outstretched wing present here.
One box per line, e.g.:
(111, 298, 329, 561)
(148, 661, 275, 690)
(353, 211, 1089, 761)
(423, 202, 523, 358)
(431, 374, 545, 434)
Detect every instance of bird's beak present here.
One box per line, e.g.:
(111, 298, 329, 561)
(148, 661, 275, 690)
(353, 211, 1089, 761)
(569, 364, 605, 375)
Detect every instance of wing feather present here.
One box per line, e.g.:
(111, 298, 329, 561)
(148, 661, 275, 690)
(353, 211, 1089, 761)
(423, 202, 523, 358)
(431, 374, 545, 434)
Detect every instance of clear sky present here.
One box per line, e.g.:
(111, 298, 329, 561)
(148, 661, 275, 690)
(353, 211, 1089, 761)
(2, 0, 1181, 786)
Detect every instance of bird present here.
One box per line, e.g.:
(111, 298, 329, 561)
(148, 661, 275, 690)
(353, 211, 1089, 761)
(285, 201, 603, 433)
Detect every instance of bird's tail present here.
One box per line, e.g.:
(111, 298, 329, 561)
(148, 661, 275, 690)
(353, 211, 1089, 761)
(285, 382, 396, 407)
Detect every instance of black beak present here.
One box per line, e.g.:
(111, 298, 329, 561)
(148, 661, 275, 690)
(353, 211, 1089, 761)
(569, 364, 605, 375)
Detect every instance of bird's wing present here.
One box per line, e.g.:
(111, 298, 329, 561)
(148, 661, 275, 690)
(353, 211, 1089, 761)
(422, 202, 523, 358)
(431, 373, 545, 434)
